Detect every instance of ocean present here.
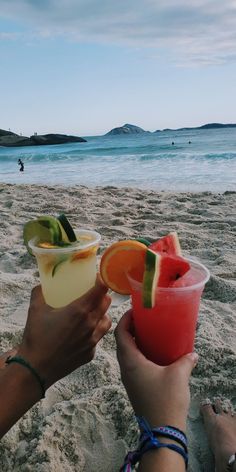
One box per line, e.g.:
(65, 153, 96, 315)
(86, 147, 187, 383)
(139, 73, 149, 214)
(0, 128, 236, 192)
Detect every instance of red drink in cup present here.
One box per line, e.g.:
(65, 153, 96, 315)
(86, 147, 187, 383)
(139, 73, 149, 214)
(128, 259, 210, 366)
(100, 235, 210, 366)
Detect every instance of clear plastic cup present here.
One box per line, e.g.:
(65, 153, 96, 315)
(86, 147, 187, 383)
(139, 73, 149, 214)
(128, 258, 210, 366)
(29, 229, 101, 308)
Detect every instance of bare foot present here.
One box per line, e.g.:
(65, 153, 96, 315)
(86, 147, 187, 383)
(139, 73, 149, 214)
(201, 399, 236, 472)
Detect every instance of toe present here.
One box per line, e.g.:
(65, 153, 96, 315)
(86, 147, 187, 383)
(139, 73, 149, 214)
(213, 398, 223, 415)
(200, 399, 216, 423)
(226, 405, 235, 417)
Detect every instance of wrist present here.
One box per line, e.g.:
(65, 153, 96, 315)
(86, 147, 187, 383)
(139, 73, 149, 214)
(138, 443, 186, 472)
(5, 362, 42, 402)
(142, 415, 187, 433)
(138, 419, 188, 453)
(17, 346, 51, 389)
(122, 418, 188, 472)
(6, 351, 46, 398)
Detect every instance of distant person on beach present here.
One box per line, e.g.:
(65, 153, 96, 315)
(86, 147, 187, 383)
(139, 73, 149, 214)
(0, 283, 235, 471)
(18, 159, 24, 172)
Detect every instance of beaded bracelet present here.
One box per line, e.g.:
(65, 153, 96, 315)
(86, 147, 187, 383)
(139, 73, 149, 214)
(120, 416, 188, 471)
(6, 355, 46, 398)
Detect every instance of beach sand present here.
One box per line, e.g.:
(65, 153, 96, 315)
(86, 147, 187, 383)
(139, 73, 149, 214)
(0, 183, 235, 471)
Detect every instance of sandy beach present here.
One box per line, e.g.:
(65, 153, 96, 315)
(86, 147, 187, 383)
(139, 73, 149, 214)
(0, 182, 235, 471)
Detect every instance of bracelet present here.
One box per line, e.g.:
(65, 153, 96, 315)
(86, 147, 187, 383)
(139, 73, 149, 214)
(152, 425, 188, 453)
(120, 416, 188, 471)
(6, 355, 46, 398)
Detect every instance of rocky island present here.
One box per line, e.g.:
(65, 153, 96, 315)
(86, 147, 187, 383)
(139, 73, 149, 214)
(105, 123, 148, 136)
(0, 129, 86, 147)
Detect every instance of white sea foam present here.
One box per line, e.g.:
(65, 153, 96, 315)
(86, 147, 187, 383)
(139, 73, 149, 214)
(0, 128, 236, 191)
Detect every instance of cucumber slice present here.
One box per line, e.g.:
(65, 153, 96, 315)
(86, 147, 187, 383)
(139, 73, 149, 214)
(23, 216, 62, 255)
(57, 214, 77, 242)
(142, 249, 160, 308)
(52, 255, 69, 277)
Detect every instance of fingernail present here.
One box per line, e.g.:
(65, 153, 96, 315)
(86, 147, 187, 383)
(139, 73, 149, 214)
(186, 352, 199, 366)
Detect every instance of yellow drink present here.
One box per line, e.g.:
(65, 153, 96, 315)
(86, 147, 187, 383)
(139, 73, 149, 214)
(29, 230, 101, 308)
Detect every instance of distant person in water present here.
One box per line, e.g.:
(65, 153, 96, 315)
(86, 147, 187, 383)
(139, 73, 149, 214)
(189, 141, 192, 144)
(18, 159, 24, 172)
(172, 141, 175, 145)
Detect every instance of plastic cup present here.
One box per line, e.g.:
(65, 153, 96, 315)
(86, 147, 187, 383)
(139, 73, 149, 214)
(128, 258, 210, 366)
(29, 229, 101, 308)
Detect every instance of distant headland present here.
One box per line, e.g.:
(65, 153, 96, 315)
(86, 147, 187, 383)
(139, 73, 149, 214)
(1, 123, 236, 147)
(0, 129, 86, 147)
(105, 122, 236, 136)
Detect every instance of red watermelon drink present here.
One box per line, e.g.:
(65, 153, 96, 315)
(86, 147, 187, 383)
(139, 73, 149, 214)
(129, 257, 210, 366)
(100, 232, 210, 366)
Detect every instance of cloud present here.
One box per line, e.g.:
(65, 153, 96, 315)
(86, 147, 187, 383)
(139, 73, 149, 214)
(0, 31, 20, 40)
(1, 0, 236, 66)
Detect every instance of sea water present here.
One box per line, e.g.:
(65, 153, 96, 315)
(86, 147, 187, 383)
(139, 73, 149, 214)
(0, 128, 236, 191)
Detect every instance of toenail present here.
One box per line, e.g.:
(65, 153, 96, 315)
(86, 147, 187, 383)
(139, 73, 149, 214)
(201, 398, 212, 407)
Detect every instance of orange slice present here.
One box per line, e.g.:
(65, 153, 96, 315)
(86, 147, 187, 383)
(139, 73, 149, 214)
(71, 246, 98, 261)
(100, 240, 147, 294)
(38, 242, 57, 249)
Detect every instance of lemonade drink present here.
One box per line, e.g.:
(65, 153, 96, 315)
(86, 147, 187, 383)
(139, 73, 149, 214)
(29, 230, 101, 308)
(129, 259, 210, 366)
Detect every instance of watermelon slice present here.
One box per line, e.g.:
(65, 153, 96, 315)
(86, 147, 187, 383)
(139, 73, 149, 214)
(156, 255, 190, 287)
(135, 237, 151, 247)
(142, 249, 190, 308)
(142, 249, 160, 308)
(149, 231, 182, 256)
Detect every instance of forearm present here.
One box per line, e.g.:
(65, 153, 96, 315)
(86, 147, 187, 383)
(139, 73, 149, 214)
(0, 363, 42, 438)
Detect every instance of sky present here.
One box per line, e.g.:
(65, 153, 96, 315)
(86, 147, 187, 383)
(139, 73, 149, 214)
(0, 0, 236, 136)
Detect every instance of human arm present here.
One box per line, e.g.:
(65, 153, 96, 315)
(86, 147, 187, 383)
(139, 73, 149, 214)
(0, 277, 111, 438)
(115, 310, 198, 472)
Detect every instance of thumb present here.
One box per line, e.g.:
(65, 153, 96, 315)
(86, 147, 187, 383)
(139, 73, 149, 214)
(70, 274, 108, 312)
(171, 352, 199, 379)
(30, 285, 45, 306)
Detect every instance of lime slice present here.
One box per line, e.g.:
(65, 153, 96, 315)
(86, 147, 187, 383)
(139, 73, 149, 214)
(23, 216, 63, 255)
(57, 214, 77, 242)
(142, 249, 160, 308)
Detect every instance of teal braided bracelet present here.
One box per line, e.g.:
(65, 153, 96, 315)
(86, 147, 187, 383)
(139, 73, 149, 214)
(6, 355, 46, 398)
